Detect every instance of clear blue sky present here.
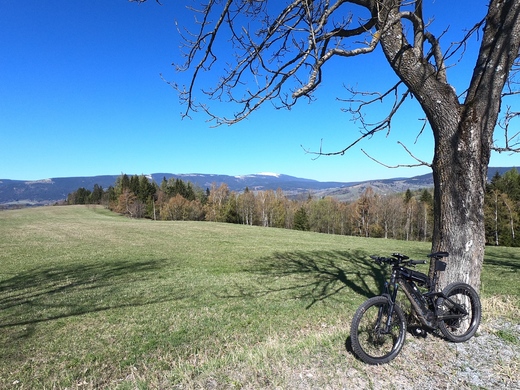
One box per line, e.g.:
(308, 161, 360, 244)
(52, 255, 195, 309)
(1, 0, 517, 182)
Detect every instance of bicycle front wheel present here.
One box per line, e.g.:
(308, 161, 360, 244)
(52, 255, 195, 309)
(437, 282, 481, 342)
(350, 296, 407, 365)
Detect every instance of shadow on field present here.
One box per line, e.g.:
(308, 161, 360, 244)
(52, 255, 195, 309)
(484, 252, 520, 271)
(231, 249, 386, 308)
(0, 259, 171, 330)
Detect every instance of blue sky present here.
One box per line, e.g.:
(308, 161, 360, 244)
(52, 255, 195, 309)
(1, 1, 518, 182)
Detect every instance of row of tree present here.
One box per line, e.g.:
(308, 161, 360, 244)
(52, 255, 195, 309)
(485, 169, 520, 247)
(67, 169, 520, 247)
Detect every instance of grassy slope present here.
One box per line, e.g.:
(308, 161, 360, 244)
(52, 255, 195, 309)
(0, 206, 518, 389)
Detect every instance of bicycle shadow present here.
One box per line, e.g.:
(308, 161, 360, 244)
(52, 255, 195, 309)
(226, 249, 387, 309)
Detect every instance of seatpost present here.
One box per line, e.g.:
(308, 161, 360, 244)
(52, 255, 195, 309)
(430, 259, 440, 291)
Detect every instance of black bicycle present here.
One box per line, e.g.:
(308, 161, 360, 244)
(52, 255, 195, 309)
(350, 251, 481, 365)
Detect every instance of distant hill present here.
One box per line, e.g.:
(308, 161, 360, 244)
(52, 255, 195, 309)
(0, 167, 516, 206)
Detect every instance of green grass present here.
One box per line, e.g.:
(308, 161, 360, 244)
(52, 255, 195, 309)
(0, 205, 518, 389)
(494, 329, 519, 345)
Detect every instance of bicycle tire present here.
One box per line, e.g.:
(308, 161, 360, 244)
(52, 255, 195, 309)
(437, 282, 481, 342)
(350, 296, 407, 365)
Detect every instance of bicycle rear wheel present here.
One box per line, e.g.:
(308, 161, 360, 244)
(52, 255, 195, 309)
(437, 282, 481, 342)
(350, 296, 407, 365)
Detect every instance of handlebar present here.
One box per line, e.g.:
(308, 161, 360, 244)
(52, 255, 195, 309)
(370, 254, 426, 267)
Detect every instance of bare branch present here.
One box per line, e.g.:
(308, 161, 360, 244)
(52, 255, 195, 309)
(503, 57, 520, 97)
(361, 141, 431, 169)
(414, 117, 428, 144)
(396, 141, 432, 167)
(301, 80, 417, 160)
(293, 28, 381, 98)
(128, 0, 162, 4)
(342, 81, 410, 136)
(179, 0, 235, 118)
(158, 0, 386, 125)
(493, 107, 520, 153)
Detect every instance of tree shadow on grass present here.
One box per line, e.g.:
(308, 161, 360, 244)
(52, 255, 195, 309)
(0, 259, 173, 330)
(483, 250, 520, 271)
(226, 249, 387, 308)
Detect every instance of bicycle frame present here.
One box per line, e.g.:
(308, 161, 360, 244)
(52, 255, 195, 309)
(398, 278, 435, 327)
(381, 264, 469, 330)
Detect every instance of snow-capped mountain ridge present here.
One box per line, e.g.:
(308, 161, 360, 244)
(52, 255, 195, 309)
(0, 167, 514, 206)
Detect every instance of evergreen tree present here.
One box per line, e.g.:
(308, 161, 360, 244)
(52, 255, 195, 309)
(185, 182, 196, 201)
(129, 175, 140, 196)
(225, 193, 240, 224)
(91, 184, 104, 204)
(120, 174, 130, 193)
(293, 207, 310, 231)
(502, 168, 520, 202)
(106, 186, 117, 205)
(138, 175, 155, 203)
(72, 187, 91, 204)
(160, 177, 168, 193)
(404, 189, 413, 204)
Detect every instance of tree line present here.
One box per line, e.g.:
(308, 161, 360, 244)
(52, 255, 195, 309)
(485, 168, 520, 247)
(67, 169, 520, 247)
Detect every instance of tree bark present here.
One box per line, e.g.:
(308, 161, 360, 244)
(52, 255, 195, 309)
(430, 114, 488, 290)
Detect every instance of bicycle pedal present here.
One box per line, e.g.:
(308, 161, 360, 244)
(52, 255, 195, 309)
(410, 326, 427, 338)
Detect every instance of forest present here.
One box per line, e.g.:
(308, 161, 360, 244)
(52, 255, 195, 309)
(67, 168, 520, 247)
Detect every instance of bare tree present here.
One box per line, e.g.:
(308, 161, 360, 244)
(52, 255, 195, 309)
(205, 182, 230, 222)
(132, 0, 520, 290)
(237, 189, 256, 225)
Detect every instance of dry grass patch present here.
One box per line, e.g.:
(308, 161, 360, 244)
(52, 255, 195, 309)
(481, 295, 520, 322)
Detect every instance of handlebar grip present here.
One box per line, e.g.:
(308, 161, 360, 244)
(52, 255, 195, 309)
(410, 260, 427, 265)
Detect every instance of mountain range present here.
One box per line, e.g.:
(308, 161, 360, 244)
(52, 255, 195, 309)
(0, 167, 515, 207)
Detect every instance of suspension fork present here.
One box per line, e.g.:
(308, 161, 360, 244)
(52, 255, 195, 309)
(380, 271, 399, 332)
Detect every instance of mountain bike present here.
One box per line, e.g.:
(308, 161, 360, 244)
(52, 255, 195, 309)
(349, 251, 481, 365)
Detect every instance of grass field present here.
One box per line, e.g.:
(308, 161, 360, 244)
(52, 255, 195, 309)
(0, 205, 518, 389)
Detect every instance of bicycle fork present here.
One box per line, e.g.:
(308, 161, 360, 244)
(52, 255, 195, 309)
(378, 280, 399, 333)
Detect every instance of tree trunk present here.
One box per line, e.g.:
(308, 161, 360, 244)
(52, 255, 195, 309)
(494, 191, 499, 246)
(430, 116, 489, 290)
